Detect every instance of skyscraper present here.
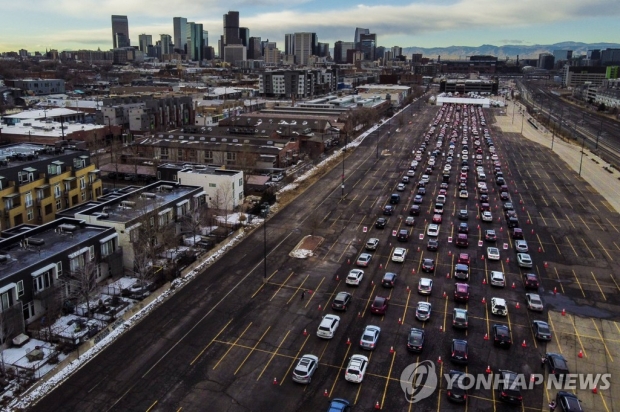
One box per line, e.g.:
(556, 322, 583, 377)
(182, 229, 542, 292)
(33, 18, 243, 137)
(187, 22, 204, 61)
(359, 33, 377, 60)
(173, 17, 188, 53)
(138, 34, 152, 53)
(239, 27, 249, 47)
(111, 15, 129, 49)
(294, 32, 314, 66)
(285, 34, 295, 56)
(160, 34, 172, 55)
(334, 41, 355, 64)
(223, 11, 241, 46)
(354, 28, 369, 47)
(248, 37, 262, 59)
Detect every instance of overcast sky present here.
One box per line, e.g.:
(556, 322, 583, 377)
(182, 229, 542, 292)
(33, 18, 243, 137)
(1, 0, 619, 52)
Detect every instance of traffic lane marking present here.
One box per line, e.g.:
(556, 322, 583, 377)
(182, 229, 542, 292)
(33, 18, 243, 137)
(190, 318, 234, 366)
(234, 326, 272, 375)
(256, 330, 291, 381)
(212, 322, 253, 370)
(590, 272, 607, 301)
(269, 271, 295, 301)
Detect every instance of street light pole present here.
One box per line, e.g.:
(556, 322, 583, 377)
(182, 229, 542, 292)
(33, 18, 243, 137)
(261, 202, 270, 281)
(578, 135, 586, 176)
(520, 110, 525, 136)
(341, 132, 346, 199)
(595, 118, 603, 150)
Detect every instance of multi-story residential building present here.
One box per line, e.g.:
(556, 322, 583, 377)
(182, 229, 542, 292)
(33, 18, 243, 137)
(173, 17, 188, 53)
(0, 143, 103, 230)
(157, 164, 244, 210)
(0, 217, 122, 329)
(111, 15, 129, 49)
(258, 69, 338, 98)
(5, 79, 65, 95)
(595, 78, 620, 108)
(58, 182, 205, 271)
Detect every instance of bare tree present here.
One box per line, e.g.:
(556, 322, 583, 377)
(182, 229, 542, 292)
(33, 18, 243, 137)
(67, 257, 99, 319)
(181, 204, 208, 244)
(211, 184, 234, 227)
(0, 305, 22, 375)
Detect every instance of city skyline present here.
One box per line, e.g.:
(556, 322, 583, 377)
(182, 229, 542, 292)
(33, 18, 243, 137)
(1, 0, 619, 53)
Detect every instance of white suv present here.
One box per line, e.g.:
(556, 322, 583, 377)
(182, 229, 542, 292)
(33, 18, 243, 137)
(345, 354, 369, 383)
(392, 247, 407, 263)
(316, 314, 340, 339)
(490, 271, 505, 287)
(491, 298, 507, 316)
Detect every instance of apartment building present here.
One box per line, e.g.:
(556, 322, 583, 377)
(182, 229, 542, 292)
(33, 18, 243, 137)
(0, 144, 103, 230)
(258, 68, 338, 98)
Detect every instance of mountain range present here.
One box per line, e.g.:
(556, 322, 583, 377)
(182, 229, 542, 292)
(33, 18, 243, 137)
(403, 42, 620, 60)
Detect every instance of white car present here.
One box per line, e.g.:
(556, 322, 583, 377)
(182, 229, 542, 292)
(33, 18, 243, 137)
(427, 224, 440, 237)
(365, 238, 379, 251)
(416, 302, 432, 321)
(392, 247, 407, 263)
(346, 269, 364, 285)
(490, 271, 505, 287)
(482, 211, 493, 222)
(517, 253, 533, 268)
(491, 297, 508, 316)
(418, 278, 433, 295)
(436, 194, 446, 204)
(292, 354, 319, 384)
(421, 174, 430, 183)
(525, 293, 544, 312)
(459, 190, 468, 199)
(344, 354, 369, 383)
(487, 247, 500, 260)
(444, 164, 452, 171)
(397, 183, 406, 192)
(407, 169, 416, 177)
(317, 314, 340, 339)
(515, 240, 528, 253)
(477, 181, 487, 190)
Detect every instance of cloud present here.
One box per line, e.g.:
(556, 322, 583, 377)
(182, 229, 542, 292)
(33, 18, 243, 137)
(500, 40, 525, 44)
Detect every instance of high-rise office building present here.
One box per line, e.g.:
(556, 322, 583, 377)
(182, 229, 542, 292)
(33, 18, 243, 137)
(111, 15, 129, 49)
(359, 33, 377, 60)
(224, 45, 247, 65)
(115, 33, 130, 49)
(248, 37, 262, 59)
(239, 27, 249, 47)
(223, 11, 241, 46)
(538, 53, 555, 70)
(553, 50, 573, 62)
(334, 41, 355, 64)
(392, 46, 402, 58)
(261, 39, 276, 56)
(173, 17, 188, 53)
(160, 34, 172, 55)
(294, 32, 314, 66)
(317, 42, 330, 58)
(186, 22, 204, 61)
(285, 34, 295, 56)
(354, 28, 369, 47)
(138, 34, 152, 52)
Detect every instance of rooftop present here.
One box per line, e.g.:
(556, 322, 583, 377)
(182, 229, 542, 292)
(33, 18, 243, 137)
(1, 120, 105, 138)
(0, 143, 86, 165)
(0, 218, 113, 281)
(3, 108, 85, 120)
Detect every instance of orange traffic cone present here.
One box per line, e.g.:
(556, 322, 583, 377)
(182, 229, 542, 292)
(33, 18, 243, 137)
(553, 287, 557, 295)
(531, 229, 535, 235)
(511, 282, 516, 289)
(273, 377, 278, 385)
(481, 255, 485, 260)
(375, 401, 381, 409)
(578, 350, 583, 358)
(347, 258, 350, 264)
(506, 257, 510, 263)
(592, 386, 598, 394)
(443, 291, 447, 298)
(346, 337, 351, 345)
(500, 227, 503, 232)
(522, 340, 527, 347)
(439, 325, 443, 332)
(390, 346, 395, 354)
(417, 246, 420, 252)
(484, 333, 489, 340)
(358, 311, 361, 318)
(411, 269, 416, 275)
(336, 275, 339, 281)
(324, 389, 329, 397)
(482, 297, 486, 303)
(516, 302, 520, 309)
(406, 285, 410, 291)
(482, 278, 487, 284)
(446, 273, 450, 279)
(562, 308, 566, 316)
(538, 247, 542, 253)
(318, 304, 322, 311)
(486, 365, 491, 373)
(398, 318, 402, 325)
(303, 329, 308, 336)
(544, 262, 549, 268)
(379, 264, 382, 269)
(437, 356, 442, 364)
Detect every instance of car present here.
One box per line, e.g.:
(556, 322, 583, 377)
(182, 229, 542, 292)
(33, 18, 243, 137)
(436, 194, 446, 204)
(505, 210, 518, 219)
(546, 352, 570, 378)
(427, 238, 439, 251)
(457, 253, 470, 265)
(491, 297, 507, 316)
(454, 264, 469, 280)
(507, 216, 519, 228)
(327, 398, 351, 412)
(375, 217, 386, 229)
(397, 229, 410, 242)
(405, 216, 415, 226)
(421, 258, 435, 273)
(292, 354, 319, 384)
(406, 169, 416, 177)
(402, 176, 410, 184)
(381, 272, 398, 288)
(458, 223, 469, 234)
(383, 205, 394, 215)
(452, 308, 468, 328)
(524, 273, 540, 289)
(410, 205, 421, 216)
(432, 214, 442, 223)
(459, 190, 468, 199)
(532, 320, 552, 341)
(526, 293, 544, 311)
(487, 247, 500, 260)
(480, 203, 491, 212)
(498, 370, 522, 404)
(416, 302, 432, 321)
(493, 325, 512, 349)
(479, 194, 489, 203)
(346, 269, 364, 286)
(485, 229, 497, 242)
(440, 182, 449, 190)
(427, 224, 440, 237)
(512, 228, 524, 239)
(332, 291, 352, 311)
(370, 296, 389, 315)
(481, 211, 493, 222)
(397, 183, 406, 192)
(417, 180, 426, 188)
(421, 174, 430, 183)
(451, 339, 468, 364)
(390, 194, 400, 204)
(479, 186, 489, 194)
(418, 278, 433, 295)
(417, 187, 427, 196)
(500, 191, 510, 201)
(458, 209, 468, 220)
(407, 327, 425, 352)
(488, 269, 505, 287)
(515, 239, 528, 253)
(344, 354, 369, 383)
(455, 233, 468, 247)
(392, 247, 407, 263)
(414, 195, 423, 204)
(365, 238, 379, 251)
(356, 253, 372, 267)
(359, 325, 381, 350)
(517, 253, 533, 268)
(317, 314, 340, 339)
(438, 188, 447, 196)
(503, 202, 514, 211)
(434, 202, 445, 214)
(556, 391, 584, 412)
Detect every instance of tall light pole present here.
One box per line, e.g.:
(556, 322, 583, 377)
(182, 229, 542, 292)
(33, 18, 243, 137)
(595, 119, 603, 150)
(341, 131, 347, 199)
(520, 109, 525, 136)
(261, 202, 270, 281)
(578, 135, 586, 176)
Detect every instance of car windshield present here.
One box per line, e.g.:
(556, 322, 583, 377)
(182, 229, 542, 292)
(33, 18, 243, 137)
(531, 297, 542, 304)
(347, 369, 360, 375)
(363, 333, 374, 341)
(319, 326, 330, 331)
(538, 324, 550, 333)
(496, 304, 505, 310)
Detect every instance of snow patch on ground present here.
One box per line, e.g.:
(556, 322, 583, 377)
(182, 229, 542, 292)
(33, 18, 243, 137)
(289, 249, 314, 259)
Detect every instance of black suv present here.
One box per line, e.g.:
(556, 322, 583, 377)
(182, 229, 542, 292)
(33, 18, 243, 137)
(556, 391, 583, 411)
(498, 370, 523, 404)
(410, 205, 421, 216)
(407, 328, 425, 352)
(492, 324, 512, 348)
(397, 229, 409, 242)
(331, 292, 352, 311)
(390, 194, 400, 204)
(458, 209, 468, 220)
(382, 272, 397, 288)
(427, 238, 439, 251)
(383, 205, 394, 215)
(375, 217, 387, 229)
(546, 353, 569, 378)
(450, 339, 468, 364)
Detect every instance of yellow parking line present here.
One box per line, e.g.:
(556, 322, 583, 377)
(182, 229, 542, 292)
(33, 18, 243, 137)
(565, 237, 579, 257)
(145, 400, 158, 412)
(550, 236, 562, 255)
(379, 351, 397, 410)
(609, 274, 620, 293)
(597, 389, 611, 412)
(280, 334, 311, 385)
(212, 322, 253, 370)
(251, 270, 279, 298)
(353, 351, 372, 404)
(257, 330, 290, 381)
(568, 315, 587, 357)
(328, 344, 351, 397)
(337, 239, 353, 261)
(362, 284, 377, 316)
(606, 218, 619, 233)
(190, 319, 234, 365)
(401, 290, 412, 324)
(234, 326, 271, 375)
(270, 272, 295, 301)
(614, 241, 620, 252)
(305, 277, 325, 308)
(535, 234, 545, 253)
(581, 239, 596, 259)
(538, 212, 547, 226)
(329, 212, 343, 229)
(587, 199, 599, 212)
(572, 269, 586, 298)
(590, 272, 607, 301)
(442, 294, 448, 332)
(591, 319, 613, 361)
(553, 268, 565, 294)
(287, 275, 309, 304)
(547, 314, 563, 354)
(565, 214, 576, 229)
(551, 213, 561, 227)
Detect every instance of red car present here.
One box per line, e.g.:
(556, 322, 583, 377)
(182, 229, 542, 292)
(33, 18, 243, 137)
(457, 253, 470, 265)
(439, 188, 447, 196)
(456, 233, 468, 247)
(524, 273, 540, 290)
(432, 214, 443, 223)
(454, 283, 470, 302)
(512, 228, 524, 239)
(370, 296, 389, 315)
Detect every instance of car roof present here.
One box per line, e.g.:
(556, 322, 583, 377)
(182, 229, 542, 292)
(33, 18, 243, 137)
(365, 325, 381, 333)
(455, 283, 469, 291)
(493, 297, 506, 304)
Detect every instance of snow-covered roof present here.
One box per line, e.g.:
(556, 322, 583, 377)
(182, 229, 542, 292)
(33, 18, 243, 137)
(3, 108, 85, 119)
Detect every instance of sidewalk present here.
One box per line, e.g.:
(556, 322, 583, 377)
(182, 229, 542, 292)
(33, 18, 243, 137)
(495, 101, 620, 214)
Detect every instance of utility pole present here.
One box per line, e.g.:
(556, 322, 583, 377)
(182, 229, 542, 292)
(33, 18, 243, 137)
(595, 118, 603, 150)
(578, 135, 586, 176)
